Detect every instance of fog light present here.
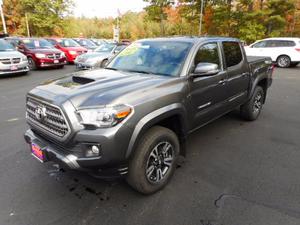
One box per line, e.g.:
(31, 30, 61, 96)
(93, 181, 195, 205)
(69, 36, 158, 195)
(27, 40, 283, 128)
(85, 145, 101, 157)
(91, 145, 100, 154)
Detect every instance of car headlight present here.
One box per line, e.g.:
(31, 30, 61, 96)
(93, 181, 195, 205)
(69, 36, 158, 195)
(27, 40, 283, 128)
(35, 53, 46, 59)
(77, 104, 133, 128)
(69, 50, 77, 55)
(21, 56, 28, 62)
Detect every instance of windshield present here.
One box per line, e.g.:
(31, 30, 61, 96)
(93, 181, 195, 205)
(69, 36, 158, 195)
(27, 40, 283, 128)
(95, 43, 116, 53)
(78, 39, 97, 47)
(59, 39, 80, 47)
(0, 40, 15, 51)
(22, 39, 54, 49)
(107, 41, 192, 77)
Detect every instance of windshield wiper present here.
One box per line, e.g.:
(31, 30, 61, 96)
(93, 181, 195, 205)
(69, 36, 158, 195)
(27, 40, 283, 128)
(105, 67, 118, 71)
(124, 69, 152, 75)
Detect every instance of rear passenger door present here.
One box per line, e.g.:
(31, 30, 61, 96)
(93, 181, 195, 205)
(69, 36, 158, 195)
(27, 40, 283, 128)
(222, 41, 250, 107)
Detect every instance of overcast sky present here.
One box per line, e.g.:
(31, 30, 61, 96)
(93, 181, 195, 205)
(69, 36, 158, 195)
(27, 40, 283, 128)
(73, 0, 149, 18)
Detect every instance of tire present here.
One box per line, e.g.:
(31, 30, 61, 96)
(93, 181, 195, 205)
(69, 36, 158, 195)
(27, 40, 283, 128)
(101, 59, 108, 68)
(240, 86, 265, 121)
(126, 126, 180, 195)
(28, 57, 37, 70)
(277, 55, 291, 68)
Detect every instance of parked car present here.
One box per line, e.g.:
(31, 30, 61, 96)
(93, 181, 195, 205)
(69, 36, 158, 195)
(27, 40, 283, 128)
(24, 37, 273, 194)
(73, 38, 98, 52)
(17, 38, 67, 70)
(245, 37, 300, 68)
(75, 43, 127, 69)
(0, 39, 29, 76)
(4, 36, 22, 48)
(46, 38, 88, 64)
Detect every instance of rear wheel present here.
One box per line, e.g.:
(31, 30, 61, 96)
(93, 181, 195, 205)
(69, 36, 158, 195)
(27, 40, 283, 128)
(277, 55, 291, 68)
(126, 126, 180, 195)
(28, 57, 37, 70)
(240, 86, 265, 121)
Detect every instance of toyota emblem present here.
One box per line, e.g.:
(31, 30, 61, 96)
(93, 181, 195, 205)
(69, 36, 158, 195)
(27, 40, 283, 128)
(35, 105, 47, 121)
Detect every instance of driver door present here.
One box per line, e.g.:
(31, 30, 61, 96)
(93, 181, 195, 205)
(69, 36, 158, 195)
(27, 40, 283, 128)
(188, 42, 228, 130)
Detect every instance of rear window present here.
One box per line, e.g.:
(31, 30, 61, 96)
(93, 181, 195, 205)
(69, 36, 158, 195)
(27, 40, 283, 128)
(222, 42, 243, 68)
(267, 40, 296, 47)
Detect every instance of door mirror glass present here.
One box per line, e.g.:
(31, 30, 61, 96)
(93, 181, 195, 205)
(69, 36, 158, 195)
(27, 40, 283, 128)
(193, 63, 219, 76)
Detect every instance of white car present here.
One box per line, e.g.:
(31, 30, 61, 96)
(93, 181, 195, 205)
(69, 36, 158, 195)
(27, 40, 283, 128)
(245, 38, 300, 68)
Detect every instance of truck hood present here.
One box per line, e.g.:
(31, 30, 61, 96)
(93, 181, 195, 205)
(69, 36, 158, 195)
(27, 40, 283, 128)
(29, 69, 174, 109)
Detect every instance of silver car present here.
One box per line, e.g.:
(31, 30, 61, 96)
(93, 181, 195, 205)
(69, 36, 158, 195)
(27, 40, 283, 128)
(75, 43, 127, 70)
(0, 39, 29, 76)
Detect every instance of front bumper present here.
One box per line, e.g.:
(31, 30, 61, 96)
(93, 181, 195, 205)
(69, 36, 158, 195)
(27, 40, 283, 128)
(36, 58, 67, 68)
(0, 67, 29, 75)
(24, 128, 130, 176)
(0, 61, 29, 75)
(75, 61, 96, 70)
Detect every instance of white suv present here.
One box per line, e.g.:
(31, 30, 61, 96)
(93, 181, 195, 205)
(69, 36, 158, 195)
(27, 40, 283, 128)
(245, 38, 300, 68)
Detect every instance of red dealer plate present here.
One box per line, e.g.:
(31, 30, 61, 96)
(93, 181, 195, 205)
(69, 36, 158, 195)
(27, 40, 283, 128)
(31, 143, 45, 163)
(10, 65, 18, 71)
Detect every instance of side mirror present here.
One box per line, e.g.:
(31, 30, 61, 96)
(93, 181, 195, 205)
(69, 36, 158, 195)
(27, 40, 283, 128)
(192, 63, 219, 77)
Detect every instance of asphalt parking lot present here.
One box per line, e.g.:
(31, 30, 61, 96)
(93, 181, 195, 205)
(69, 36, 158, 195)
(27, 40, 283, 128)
(0, 65, 300, 225)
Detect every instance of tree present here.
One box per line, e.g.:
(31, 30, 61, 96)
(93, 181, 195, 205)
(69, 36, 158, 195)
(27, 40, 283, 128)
(2, 0, 24, 34)
(20, 0, 74, 36)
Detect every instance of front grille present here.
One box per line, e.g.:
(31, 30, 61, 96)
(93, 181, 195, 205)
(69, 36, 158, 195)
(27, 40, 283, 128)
(12, 58, 21, 64)
(0, 58, 12, 64)
(26, 97, 70, 138)
(47, 53, 61, 59)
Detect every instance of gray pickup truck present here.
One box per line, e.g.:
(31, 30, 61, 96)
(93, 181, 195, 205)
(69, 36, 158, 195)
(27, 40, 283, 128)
(24, 37, 273, 194)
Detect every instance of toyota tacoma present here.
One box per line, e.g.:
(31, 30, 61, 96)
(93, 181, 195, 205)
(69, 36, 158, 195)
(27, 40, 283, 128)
(24, 37, 273, 194)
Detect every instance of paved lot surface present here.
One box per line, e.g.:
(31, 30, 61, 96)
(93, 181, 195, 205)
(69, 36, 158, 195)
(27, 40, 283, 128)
(0, 65, 299, 225)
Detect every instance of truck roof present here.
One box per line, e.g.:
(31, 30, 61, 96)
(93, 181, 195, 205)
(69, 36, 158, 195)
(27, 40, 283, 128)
(138, 36, 241, 44)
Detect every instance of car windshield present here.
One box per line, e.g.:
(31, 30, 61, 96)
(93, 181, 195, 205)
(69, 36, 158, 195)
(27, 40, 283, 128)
(78, 39, 96, 47)
(59, 39, 80, 47)
(22, 39, 54, 49)
(0, 40, 15, 51)
(107, 41, 192, 77)
(95, 43, 116, 53)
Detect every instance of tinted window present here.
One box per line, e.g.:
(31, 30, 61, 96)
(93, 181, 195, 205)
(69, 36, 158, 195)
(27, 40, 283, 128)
(223, 42, 243, 67)
(271, 40, 295, 47)
(21, 39, 54, 49)
(194, 43, 220, 69)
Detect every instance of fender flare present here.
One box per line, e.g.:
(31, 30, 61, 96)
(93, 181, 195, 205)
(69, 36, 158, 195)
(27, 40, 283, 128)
(126, 103, 188, 159)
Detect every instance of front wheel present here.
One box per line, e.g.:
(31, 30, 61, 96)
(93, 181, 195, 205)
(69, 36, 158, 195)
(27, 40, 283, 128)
(28, 57, 37, 70)
(126, 126, 180, 195)
(240, 86, 265, 121)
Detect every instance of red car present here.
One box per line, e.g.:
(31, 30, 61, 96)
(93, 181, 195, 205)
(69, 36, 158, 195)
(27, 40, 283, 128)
(17, 38, 67, 70)
(47, 38, 88, 63)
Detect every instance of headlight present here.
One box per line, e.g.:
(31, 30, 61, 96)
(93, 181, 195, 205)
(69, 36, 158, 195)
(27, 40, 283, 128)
(69, 50, 77, 55)
(21, 56, 28, 61)
(77, 104, 133, 128)
(35, 53, 46, 59)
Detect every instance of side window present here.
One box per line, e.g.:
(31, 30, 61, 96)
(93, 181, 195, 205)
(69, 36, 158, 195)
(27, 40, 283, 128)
(194, 42, 221, 69)
(47, 39, 57, 45)
(223, 42, 243, 68)
(252, 41, 267, 48)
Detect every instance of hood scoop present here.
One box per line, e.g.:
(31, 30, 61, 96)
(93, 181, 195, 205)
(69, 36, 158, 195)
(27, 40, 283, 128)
(72, 75, 95, 84)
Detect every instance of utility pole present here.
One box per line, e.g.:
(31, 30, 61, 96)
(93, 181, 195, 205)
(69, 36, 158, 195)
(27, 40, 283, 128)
(199, 0, 204, 35)
(25, 13, 30, 37)
(0, 0, 7, 34)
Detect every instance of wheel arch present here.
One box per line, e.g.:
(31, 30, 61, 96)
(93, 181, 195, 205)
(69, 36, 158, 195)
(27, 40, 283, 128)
(126, 104, 188, 159)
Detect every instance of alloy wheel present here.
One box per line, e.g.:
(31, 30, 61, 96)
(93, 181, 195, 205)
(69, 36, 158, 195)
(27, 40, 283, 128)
(146, 141, 174, 184)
